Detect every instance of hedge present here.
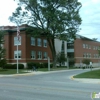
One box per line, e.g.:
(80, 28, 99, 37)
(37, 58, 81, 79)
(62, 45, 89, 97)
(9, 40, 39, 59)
(4, 64, 24, 69)
(27, 62, 53, 69)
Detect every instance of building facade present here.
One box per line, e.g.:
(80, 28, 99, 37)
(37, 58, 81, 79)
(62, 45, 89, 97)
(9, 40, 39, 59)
(2, 25, 52, 67)
(67, 34, 100, 67)
(1, 25, 100, 67)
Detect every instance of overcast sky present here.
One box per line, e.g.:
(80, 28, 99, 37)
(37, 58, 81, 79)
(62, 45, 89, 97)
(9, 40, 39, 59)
(0, 0, 100, 41)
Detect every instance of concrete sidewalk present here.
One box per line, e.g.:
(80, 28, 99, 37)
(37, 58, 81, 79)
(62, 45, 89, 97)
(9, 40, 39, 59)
(0, 71, 47, 77)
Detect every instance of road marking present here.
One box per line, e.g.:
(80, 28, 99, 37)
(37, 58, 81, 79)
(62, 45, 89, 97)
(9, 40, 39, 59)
(0, 83, 91, 94)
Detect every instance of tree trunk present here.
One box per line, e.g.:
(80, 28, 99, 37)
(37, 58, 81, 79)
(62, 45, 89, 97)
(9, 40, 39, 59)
(47, 38, 57, 68)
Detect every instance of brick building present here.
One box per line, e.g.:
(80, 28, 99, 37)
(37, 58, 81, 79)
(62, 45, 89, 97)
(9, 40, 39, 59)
(1, 25, 52, 67)
(1, 24, 100, 67)
(67, 34, 100, 67)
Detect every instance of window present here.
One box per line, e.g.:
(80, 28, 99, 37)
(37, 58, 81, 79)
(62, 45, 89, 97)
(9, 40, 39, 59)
(96, 54, 98, 58)
(95, 46, 98, 50)
(31, 51, 36, 59)
(94, 54, 96, 58)
(93, 46, 95, 50)
(89, 53, 91, 58)
(67, 43, 74, 49)
(37, 51, 42, 59)
(86, 44, 88, 49)
(89, 45, 91, 49)
(14, 50, 21, 59)
(37, 38, 42, 46)
(86, 53, 89, 58)
(98, 46, 100, 50)
(83, 44, 85, 48)
(83, 53, 86, 58)
(43, 39, 47, 47)
(43, 52, 48, 59)
(14, 36, 21, 45)
(31, 37, 35, 46)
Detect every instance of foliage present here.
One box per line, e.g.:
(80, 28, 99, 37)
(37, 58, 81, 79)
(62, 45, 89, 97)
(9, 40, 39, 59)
(9, 0, 82, 67)
(69, 58, 75, 66)
(74, 69, 100, 79)
(82, 59, 91, 65)
(0, 59, 7, 69)
(27, 62, 53, 69)
(92, 38, 97, 41)
(56, 52, 67, 66)
(0, 30, 6, 68)
(4, 64, 24, 69)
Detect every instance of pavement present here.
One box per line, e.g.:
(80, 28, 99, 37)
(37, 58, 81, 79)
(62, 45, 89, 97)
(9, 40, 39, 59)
(0, 69, 100, 84)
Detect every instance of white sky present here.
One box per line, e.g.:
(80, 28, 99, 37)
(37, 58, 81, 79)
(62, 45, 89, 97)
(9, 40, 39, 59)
(0, 0, 100, 41)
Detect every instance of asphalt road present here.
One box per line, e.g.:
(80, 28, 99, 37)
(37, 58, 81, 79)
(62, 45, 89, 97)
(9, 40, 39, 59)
(0, 69, 100, 100)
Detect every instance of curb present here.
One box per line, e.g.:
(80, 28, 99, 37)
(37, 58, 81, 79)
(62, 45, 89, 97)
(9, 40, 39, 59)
(70, 76, 74, 80)
(70, 76, 100, 84)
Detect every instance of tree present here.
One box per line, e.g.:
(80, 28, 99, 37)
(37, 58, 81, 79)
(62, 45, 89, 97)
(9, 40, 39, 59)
(56, 52, 67, 66)
(0, 31, 6, 69)
(9, 0, 82, 67)
(92, 38, 97, 41)
(82, 59, 90, 66)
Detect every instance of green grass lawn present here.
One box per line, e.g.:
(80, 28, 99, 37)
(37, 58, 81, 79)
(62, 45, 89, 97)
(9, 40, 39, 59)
(74, 69, 100, 79)
(0, 66, 79, 75)
(0, 69, 28, 74)
(0, 67, 69, 74)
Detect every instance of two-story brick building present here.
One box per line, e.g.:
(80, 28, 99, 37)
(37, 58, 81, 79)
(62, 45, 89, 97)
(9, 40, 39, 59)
(67, 34, 100, 67)
(2, 24, 52, 67)
(1, 24, 100, 67)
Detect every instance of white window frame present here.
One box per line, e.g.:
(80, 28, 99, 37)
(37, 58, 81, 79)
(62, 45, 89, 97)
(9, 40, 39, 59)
(86, 44, 88, 49)
(43, 39, 47, 47)
(43, 52, 48, 59)
(37, 38, 42, 46)
(31, 37, 35, 46)
(37, 51, 42, 59)
(83, 53, 86, 58)
(14, 50, 21, 59)
(89, 45, 91, 49)
(83, 44, 85, 48)
(31, 51, 36, 59)
(14, 36, 21, 46)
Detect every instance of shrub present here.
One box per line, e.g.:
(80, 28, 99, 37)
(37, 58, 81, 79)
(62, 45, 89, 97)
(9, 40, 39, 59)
(43, 63, 48, 68)
(12, 64, 24, 69)
(4, 64, 13, 69)
(0, 59, 7, 69)
(50, 64, 53, 68)
(82, 59, 91, 65)
(27, 62, 34, 69)
(4, 64, 24, 69)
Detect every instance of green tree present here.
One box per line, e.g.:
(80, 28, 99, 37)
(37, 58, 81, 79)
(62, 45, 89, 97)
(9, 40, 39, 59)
(9, 0, 82, 67)
(56, 52, 67, 66)
(0, 30, 6, 69)
(82, 59, 90, 66)
(92, 38, 97, 41)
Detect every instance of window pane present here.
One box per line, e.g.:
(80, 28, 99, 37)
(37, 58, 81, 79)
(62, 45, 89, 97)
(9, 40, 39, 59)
(43, 39, 47, 47)
(14, 50, 21, 59)
(14, 36, 21, 45)
(43, 52, 47, 59)
(37, 51, 42, 59)
(31, 51, 36, 59)
(31, 37, 35, 46)
(37, 38, 41, 46)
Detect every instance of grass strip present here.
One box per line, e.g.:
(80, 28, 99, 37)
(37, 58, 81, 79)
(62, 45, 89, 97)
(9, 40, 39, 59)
(74, 69, 100, 79)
